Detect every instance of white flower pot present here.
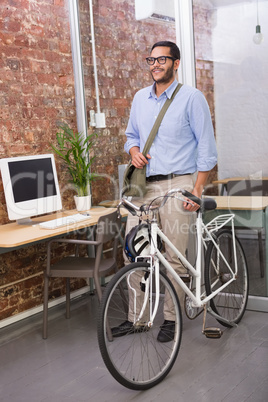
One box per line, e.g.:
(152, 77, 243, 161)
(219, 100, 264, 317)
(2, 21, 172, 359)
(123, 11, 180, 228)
(74, 195, 91, 212)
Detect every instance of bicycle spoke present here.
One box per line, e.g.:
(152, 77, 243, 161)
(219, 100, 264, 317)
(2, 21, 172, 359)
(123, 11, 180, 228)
(205, 230, 249, 326)
(98, 262, 182, 390)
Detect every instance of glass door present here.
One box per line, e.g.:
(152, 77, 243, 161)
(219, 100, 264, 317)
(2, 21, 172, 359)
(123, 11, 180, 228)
(193, 0, 268, 311)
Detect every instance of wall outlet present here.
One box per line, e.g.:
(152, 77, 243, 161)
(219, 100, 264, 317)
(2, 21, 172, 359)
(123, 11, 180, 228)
(90, 110, 96, 126)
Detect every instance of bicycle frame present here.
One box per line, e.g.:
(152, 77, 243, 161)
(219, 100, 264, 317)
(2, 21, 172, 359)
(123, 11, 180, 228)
(132, 209, 238, 328)
(98, 189, 250, 391)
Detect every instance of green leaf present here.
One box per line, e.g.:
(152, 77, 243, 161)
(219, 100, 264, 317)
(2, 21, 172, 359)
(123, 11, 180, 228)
(50, 124, 99, 196)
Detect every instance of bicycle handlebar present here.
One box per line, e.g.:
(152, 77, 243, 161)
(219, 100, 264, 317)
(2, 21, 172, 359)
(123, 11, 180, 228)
(118, 188, 202, 216)
(118, 198, 140, 216)
(181, 189, 202, 206)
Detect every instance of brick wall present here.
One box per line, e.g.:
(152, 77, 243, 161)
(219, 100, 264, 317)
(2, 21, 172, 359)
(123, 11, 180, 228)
(0, 0, 78, 320)
(0, 0, 215, 321)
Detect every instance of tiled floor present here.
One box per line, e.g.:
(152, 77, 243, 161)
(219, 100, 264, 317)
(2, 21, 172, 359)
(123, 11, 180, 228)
(0, 236, 267, 401)
(0, 292, 267, 402)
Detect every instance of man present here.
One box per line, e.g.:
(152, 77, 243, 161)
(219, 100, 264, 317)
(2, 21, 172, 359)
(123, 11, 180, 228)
(113, 41, 217, 342)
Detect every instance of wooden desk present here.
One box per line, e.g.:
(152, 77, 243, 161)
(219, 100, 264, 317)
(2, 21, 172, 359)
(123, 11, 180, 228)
(204, 196, 268, 296)
(0, 207, 117, 251)
(0, 207, 128, 326)
(211, 195, 268, 212)
(212, 177, 268, 195)
(213, 177, 268, 185)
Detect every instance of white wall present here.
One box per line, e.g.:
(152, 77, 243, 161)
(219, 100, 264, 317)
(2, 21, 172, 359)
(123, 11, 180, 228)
(213, 1, 268, 179)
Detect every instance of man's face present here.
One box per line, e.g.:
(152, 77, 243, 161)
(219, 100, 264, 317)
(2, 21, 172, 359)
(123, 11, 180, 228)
(149, 46, 180, 85)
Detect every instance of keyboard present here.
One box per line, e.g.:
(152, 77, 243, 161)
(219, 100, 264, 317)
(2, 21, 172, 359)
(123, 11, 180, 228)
(39, 213, 91, 229)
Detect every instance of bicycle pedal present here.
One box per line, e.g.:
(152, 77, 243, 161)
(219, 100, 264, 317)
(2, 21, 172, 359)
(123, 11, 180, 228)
(203, 327, 222, 338)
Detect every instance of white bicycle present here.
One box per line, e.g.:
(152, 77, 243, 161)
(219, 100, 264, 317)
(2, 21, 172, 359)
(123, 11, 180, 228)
(98, 189, 249, 390)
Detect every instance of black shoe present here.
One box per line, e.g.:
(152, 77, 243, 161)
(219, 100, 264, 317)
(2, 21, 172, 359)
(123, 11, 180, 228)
(111, 320, 134, 338)
(157, 320, 175, 343)
(111, 320, 148, 338)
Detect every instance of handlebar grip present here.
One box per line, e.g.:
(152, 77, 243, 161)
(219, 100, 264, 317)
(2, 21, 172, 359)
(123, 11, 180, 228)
(121, 198, 138, 216)
(125, 205, 137, 216)
(181, 189, 201, 206)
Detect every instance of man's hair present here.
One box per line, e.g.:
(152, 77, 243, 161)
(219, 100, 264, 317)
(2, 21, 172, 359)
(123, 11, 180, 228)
(151, 41, 181, 61)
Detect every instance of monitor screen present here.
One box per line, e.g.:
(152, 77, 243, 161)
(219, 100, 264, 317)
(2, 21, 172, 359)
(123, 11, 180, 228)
(0, 154, 62, 223)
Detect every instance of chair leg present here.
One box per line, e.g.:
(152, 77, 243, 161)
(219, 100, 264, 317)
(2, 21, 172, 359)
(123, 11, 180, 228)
(89, 278, 95, 294)
(66, 278, 70, 319)
(258, 229, 264, 278)
(43, 275, 49, 339)
(94, 275, 103, 303)
(94, 275, 113, 341)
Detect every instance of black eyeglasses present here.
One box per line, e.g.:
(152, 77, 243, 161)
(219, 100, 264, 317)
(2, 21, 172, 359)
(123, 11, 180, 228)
(146, 56, 176, 65)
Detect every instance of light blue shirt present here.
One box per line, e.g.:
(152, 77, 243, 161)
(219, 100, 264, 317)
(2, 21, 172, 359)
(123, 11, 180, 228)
(124, 80, 217, 176)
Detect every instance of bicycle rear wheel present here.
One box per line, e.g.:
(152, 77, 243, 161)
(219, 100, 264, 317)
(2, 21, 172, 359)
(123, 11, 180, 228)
(205, 229, 249, 327)
(98, 261, 182, 390)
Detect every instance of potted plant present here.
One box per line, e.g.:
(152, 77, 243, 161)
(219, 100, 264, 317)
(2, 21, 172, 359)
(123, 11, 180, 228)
(51, 124, 98, 211)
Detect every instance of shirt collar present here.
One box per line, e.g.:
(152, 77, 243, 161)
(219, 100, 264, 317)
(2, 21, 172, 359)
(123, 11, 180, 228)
(149, 79, 178, 99)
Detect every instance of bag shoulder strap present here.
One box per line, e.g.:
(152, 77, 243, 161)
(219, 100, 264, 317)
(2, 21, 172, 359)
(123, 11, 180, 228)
(142, 83, 183, 156)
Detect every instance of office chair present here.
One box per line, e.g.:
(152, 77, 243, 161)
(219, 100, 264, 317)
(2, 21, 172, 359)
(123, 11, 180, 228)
(43, 210, 121, 339)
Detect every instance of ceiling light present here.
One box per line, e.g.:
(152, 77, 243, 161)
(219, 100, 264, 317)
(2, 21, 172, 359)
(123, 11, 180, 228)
(253, 0, 264, 45)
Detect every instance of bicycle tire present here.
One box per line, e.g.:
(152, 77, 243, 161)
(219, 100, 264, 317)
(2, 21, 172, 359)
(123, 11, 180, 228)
(98, 261, 182, 390)
(204, 229, 249, 327)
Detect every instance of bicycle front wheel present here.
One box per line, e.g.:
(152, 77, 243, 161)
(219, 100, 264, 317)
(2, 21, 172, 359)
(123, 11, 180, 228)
(205, 229, 249, 327)
(98, 261, 182, 390)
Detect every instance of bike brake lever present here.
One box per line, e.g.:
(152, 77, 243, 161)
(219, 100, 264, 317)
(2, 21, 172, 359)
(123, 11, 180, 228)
(160, 194, 194, 208)
(174, 195, 194, 206)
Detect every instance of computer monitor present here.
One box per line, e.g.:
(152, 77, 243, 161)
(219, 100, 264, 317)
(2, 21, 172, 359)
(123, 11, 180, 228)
(0, 154, 62, 224)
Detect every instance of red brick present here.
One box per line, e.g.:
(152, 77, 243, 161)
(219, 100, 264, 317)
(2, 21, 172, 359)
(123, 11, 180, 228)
(0, 307, 18, 320)
(113, 98, 130, 107)
(99, 6, 109, 17)
(0, 32, 15, 45)
(36, 73, 58, 85)
(116, 11, 125, 20)
(0, 296, 9, 310)
(0, 107, 9, 120)
(9, 0, 30, 8)
(59, 41, 71, 54)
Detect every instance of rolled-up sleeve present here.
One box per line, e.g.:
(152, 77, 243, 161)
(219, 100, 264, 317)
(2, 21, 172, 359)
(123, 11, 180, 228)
(189, 91, 217, 171)
(124, 94, 140, 154)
